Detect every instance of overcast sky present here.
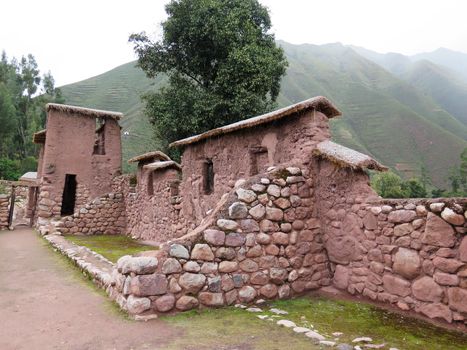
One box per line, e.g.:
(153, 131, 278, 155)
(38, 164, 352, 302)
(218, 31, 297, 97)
(1, 0, 466, 86)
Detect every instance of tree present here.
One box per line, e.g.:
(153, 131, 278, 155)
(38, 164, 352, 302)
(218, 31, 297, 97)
(460, 147, 467, 194)
(130, 0, 288, 149)
(371, 171, 408, 198)
(402, 178, 427, 198)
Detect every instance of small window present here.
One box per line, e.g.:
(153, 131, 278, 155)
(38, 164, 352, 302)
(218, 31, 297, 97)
(249, 146, 268, 175)
(170, 180, 181, 197)
(203, 159, 214, 194)
(147, 172, 154, 196)
(93, 118, 106, 155)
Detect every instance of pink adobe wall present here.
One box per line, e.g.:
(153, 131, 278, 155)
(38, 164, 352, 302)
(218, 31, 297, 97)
(114, 168, 189, 243)
(178, 110, 331, 226)
(37, 109, 121, 220)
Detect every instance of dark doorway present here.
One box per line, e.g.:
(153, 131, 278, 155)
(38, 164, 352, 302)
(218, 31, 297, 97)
(61, 174, 77, 216)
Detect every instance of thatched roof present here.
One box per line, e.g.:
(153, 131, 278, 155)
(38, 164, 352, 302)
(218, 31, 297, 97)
(170, 96, 341, 148)
(128, 151, 171, 164)
(143, 161, 181, 172)
(33, 129, 46, 144)
(46, 103, 123, 120)
(313, 140, 388, 171)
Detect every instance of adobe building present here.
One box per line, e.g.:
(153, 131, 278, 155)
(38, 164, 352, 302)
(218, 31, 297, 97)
(33, 103, 122, 228)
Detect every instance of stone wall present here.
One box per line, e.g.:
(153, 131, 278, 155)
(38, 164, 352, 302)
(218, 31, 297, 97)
(314, 163, 467, 324)
(0, 180, 28, 199)
(108, 166, 331, 315)
(113, 172, 190, 243)
(0, 194, 9, 230)
(55, 192, 126, 235)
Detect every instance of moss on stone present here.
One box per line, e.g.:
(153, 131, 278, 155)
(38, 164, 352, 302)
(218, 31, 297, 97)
(64, 234, 156, 263)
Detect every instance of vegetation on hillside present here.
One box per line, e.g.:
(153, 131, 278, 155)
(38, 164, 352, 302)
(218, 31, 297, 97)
(129, 0, 288, 153)
(61, 42, 467, 189)
(0, 52, 63, 180)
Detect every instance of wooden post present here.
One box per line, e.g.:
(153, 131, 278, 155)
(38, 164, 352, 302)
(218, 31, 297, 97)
(7, 185, 16, 230)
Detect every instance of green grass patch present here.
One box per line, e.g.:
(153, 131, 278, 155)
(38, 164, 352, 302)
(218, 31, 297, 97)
(63, 234, 156, 263)
(163, 307, 320, 350)
(266, 297, 467, 350)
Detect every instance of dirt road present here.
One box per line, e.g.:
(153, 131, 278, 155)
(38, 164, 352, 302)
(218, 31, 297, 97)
(0, 228, 176, 350)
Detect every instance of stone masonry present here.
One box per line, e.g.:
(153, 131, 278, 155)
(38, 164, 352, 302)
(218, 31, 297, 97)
(0, 194, 9, 230)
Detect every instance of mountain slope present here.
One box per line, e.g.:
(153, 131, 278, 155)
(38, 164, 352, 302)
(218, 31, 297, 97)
(60, 42, 467, 187)
(412, 48, 467, 84)
(353, 45, 467, 126)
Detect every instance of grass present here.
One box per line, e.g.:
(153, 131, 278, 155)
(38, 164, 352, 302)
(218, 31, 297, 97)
(161, 296, 467, 350)
(63, 234, 156, 262)
(263, 297, 467, 350)
(162, 307, 321, 350)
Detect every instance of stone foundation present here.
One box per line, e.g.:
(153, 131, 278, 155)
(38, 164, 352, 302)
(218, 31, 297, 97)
(0, 195, 9, 230)
(107, 166, 331, 314)
(55, 192, 127, 235)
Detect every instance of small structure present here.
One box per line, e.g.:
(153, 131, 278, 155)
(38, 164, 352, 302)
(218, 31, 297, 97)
(33, 103, 122, 227)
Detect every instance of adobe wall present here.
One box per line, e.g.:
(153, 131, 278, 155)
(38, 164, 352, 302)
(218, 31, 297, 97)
(178, 110, 330, 226)
(314, 162, 467, 324)
(114, 169, 190, 243)
(55, 192, 126, 235)
(108, 165, 331, 314)
(37, 110, 121, 222)
(0, 195, 9, 230)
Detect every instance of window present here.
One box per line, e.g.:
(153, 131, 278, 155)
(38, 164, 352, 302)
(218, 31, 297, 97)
(249, 146, 268, 175)
(203, 159, 214, 194)
(147, 172, 154, 196)
(93, 118, 106, 155)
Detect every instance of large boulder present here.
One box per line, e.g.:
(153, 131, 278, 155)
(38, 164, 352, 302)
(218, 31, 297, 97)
(178, 273, 206, 293)
(326, 236, 357, 264)
(441, 208, 465, 226)
(412, 276, 443, 302)
(447, 287, 467, 313)
(333, 265, 350, 290)
(126, 295, 151, 314)
(117, 256, 158, 275)
(459, 236, 467, 263)
(419, 303, 452, 323)
(176, 296, 199, 311)
(191, 244, 214, 261)
(388, 210, 416, 223)
(382, 274, 411, 297)
(421, 213, 456, 247)
(392, 248, 421, 279)
(130, 274, 168, 296)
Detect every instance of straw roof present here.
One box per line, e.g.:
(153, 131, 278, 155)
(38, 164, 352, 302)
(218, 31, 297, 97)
(33, 129, 46, 144)
(128, 151, 171, 164)
(314, 140, 388, 171)
(143, 161, 181, 172)
(46, 103, 123, 120)
(170, 96, 341, 148)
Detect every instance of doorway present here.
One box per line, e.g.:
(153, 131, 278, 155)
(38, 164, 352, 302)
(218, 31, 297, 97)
(61, 174, 77, 216)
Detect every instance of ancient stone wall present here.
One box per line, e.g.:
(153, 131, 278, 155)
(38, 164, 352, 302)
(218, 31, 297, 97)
(178, 110, 330, 226)
(0, 194, 9, 230)
(55, 192, 126, 235)
(314, 163, 467, 324)
(108, 166, 331, 315)
(0, 180, 28, 199)
(113, 171, 190, 243)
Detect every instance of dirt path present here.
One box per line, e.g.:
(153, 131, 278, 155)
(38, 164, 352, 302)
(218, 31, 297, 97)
(0, 228, 176, 350)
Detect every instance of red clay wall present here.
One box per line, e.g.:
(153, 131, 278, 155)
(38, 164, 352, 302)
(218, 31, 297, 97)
(36, 110, 121, 225)
(114, 169, 190, 243)
(178, 110, 330, 226)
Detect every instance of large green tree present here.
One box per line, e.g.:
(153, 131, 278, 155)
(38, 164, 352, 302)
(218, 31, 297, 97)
(0, 51, 64, 179)
(130, 0, 288, 147)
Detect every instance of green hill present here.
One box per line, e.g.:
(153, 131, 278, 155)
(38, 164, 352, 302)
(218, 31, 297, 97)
(60, 42, 467, 187)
